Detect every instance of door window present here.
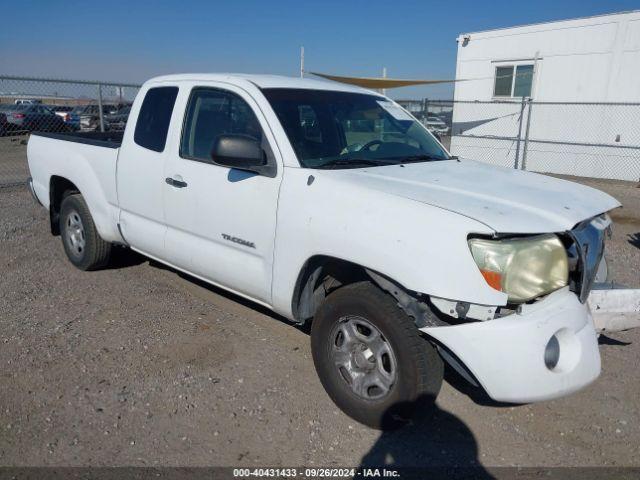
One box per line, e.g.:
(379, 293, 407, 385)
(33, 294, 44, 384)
(134, 86, 179, 152)
(180, 88, 263, 162)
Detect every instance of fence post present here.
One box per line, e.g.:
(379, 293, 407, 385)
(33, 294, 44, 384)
(521, 98, 534, 170)
(513, 97, 526, 169)
(97, 84, 105, 133)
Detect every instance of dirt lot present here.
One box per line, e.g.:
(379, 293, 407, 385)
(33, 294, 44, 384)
(0, 176, 638, 470)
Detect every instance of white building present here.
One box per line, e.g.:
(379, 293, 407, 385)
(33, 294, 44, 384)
(450, 10, 640, 181)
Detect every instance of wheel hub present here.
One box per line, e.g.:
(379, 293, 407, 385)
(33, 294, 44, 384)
(330, 316, 397, 400)
(352, 344, 375, 370)
(65, 210, 85, 256)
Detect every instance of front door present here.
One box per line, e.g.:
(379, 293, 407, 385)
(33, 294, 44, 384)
(163, 83, 282, 305)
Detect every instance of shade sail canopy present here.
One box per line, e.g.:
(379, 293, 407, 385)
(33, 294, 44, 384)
(310, 72, 458, 89)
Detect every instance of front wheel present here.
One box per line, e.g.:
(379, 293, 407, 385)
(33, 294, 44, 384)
(311, 281, 443, 430)
(59, 193, 111, 270)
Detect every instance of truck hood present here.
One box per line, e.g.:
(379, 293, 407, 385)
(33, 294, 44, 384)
(337, 159, 621, 233)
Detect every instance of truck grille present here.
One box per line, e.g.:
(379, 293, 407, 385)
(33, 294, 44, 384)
(567, 214, 611, 303)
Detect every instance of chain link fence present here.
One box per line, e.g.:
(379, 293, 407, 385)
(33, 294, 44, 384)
(0, 75, 140, 187)
(1, 76, 639, 186)
(402, 99, 640, 182)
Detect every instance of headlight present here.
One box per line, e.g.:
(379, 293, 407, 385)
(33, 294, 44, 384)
(468, 234, 569, 303)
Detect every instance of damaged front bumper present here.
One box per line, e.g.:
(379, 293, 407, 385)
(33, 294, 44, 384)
(421, 287, 601, 403)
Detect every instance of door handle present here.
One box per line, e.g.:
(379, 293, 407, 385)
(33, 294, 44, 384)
(165, 177, 188, 188)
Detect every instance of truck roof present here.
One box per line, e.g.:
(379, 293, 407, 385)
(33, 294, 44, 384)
(145, 73, 378, 95)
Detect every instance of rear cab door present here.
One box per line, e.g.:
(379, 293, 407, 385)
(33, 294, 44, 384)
(116, 82, 180, 259)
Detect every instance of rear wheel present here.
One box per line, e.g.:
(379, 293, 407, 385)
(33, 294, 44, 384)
(59, 193, 111, 270)
(311, 281, 443, 430)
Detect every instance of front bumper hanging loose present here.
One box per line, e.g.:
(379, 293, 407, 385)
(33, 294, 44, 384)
(421, 287, 601, 403)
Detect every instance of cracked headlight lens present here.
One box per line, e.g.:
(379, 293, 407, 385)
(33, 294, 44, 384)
(468, 234, 569, 303)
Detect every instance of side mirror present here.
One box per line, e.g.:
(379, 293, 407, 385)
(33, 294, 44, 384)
(211, 134, 275, 177)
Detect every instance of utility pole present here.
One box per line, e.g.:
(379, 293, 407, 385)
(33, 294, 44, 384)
(300, 46, 305, 78)
(382, 67, 387, 96)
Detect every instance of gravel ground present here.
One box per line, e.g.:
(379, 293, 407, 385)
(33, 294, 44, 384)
(0, 176, 638, 469)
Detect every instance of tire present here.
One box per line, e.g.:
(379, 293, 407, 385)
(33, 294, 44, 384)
(59, 193, 111, 270)
(311, 281, 443, 430)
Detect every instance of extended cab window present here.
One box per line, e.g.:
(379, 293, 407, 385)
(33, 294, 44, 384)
(134, 86, 179, 152)
(180, 88, 263, 161)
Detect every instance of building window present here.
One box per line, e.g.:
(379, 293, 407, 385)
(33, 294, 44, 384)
(493, 65, 534, 98)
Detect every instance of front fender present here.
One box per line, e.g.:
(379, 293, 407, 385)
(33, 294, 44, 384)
(270, 167, 507, 319)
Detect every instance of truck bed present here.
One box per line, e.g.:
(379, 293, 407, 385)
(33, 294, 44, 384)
(31, 130, 124, 149)
(27, 130, 123, 243)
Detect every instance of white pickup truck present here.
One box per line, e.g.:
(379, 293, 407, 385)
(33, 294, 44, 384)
(28, 74, 622, 429)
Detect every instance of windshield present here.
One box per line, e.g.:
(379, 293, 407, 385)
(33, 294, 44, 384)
(262, 88, 450, 169)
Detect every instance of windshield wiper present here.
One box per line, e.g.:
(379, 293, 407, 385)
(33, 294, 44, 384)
(384, 154, 447, 163)
(315, 158, 391, 169)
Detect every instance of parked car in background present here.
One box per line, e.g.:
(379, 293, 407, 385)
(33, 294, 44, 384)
(425, 116, 450, 135)
(47, 105, 75, 121)
(102, 104, 120, 115)
(14, 98, 42, 105)
(66, 106, 85, 131)
(68, 105, 100, 130)
(437, 110, 453, 126)
(104, 105, 131, 131)
(67, 104, 116, 131)
(0, 104, 68, 132)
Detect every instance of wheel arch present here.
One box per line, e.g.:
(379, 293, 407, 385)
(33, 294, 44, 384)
(291, 255, 369, 324)
(289, 253, 457, 333)
(290, 255, 427, 326)
(49, 175, 80, 235)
